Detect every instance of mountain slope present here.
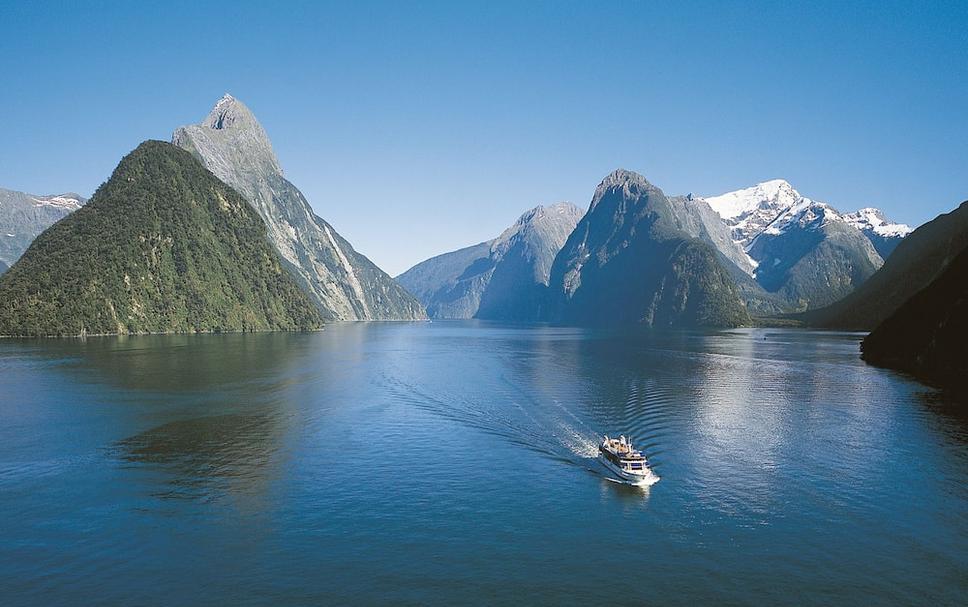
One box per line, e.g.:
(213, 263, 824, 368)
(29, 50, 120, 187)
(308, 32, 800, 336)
(0, 141, 322, 337)
(395, 240, 494, 319)
(843, 208, 911, 259)
(805, 201, 968, 330)
(862, 243, 968, 390)
(173, 94, 425, 321)
(396, 202, 583, 320)
(0, 188, 86, 271)
(548, 170, 750, 327)
(703, 180, 889, 310)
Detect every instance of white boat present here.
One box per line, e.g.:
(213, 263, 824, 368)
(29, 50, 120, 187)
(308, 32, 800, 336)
(599, 435, 659, 485)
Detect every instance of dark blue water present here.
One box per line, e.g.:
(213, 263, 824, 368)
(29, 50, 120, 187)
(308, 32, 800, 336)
(1, 323, 966, 605)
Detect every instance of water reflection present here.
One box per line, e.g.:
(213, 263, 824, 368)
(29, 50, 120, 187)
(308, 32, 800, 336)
(114, 412, 285, 502)
(2, 323, 966, 605)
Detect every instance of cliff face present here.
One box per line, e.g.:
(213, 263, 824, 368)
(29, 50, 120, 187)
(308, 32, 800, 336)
(547, 170, 750, 327)
(173, 94, 426, 321)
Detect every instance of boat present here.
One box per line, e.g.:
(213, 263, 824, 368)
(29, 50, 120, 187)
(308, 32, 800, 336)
(599, 435, 659, 485)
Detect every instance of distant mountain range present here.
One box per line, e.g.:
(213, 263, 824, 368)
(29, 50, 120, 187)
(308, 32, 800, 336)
(0, 142, 322, 336)
(701, 179, 909, 310)
(399, 172, 913, 326)
(173, 95, 425, 321)
(0, 188, 86, 272)
(2, 93, 950, 343)
(397, 202, 582, 319)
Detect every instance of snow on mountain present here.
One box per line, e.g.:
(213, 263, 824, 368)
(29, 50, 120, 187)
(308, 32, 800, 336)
(843, 208, 912, 238)
(29, 194, 84, 211)
(762, 199, 840, 238)
(701, 180, 898, 309)
(0, 188, 87, 271)
(703, 180, 909, 254)
(703, 179, 805, 246)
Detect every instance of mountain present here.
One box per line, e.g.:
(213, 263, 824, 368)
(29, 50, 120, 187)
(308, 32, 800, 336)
(862, 243, 968, 391)
(805, 201, 968, 330)
(843, 208, 911, 259)
(0, 141, 323, 337)
(547, 170, 751, 327)
(396, 202, 583, 320)
(703, 180, 891, 310)
(0, 188, 86, 272)
(173, 94, 425, 321)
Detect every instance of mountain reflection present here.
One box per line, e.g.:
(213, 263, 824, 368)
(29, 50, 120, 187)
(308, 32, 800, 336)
(114, 411, 287, 502)
(71, 333, 328, 503)
(53, 332, 315, 393)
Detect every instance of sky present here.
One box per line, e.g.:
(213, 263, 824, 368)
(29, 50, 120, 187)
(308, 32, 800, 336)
(1, 1, 966, 276)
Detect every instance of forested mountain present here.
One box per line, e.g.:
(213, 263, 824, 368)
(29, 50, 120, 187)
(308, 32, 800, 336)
(0, 141, 322, 336)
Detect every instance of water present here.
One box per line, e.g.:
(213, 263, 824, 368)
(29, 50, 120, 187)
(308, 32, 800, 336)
(1, 323, 965, 605)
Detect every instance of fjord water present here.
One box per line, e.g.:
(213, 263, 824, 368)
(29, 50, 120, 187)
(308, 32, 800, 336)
(1, 324, 965, 605)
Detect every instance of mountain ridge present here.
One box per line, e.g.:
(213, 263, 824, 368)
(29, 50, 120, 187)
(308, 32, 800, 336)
(173, 94, 426, 321)
(396, 202, 583, 319)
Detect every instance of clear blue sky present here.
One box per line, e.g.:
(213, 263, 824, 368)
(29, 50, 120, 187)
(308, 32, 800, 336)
(1, 1, 966, 275)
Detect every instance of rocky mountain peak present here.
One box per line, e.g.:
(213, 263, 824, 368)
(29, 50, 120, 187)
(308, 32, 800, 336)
(172, 94, 282, 178)
(207, 93, 249, 130)
(491, 202, 582, 257)
(591, 169, 658, 212)
(173, 96, 426, 321)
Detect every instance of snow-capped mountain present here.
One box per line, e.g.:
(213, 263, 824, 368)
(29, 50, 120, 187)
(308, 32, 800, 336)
(704, 179, 804, 247)
(0, 188, 87, 272)
(704, 179, 909, 258)
(699, 180, 906, 309)
(842, 208, 912, 259)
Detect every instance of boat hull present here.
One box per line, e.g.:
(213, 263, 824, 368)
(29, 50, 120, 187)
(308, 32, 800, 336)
(599, 454, 660, 486)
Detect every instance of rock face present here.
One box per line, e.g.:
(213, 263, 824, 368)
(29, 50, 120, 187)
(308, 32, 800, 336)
(703, 180, 894, 310)
(805, 201, 968, 330)
(396, 202, 583, 320)
(0, 141, 323, 337)
(862, 241, 968, 391)
(547, 170, 750, 327)
(173, 94, 425, 321)
(0, 188, 86, 272)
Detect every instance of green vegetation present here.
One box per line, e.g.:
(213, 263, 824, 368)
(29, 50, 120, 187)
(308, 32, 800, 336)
(0, 141, 322, 336)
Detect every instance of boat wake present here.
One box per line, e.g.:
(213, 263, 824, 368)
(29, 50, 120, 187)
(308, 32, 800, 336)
(379, 367, 602, 470)
(377, 362, 663, 487)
